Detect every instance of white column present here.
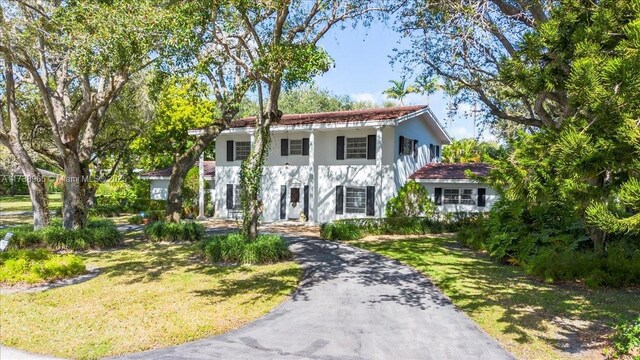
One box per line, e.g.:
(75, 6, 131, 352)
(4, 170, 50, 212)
(375, 126, 383, 217)
(197, 152, 206, 220)
(308, 131, 316, 223)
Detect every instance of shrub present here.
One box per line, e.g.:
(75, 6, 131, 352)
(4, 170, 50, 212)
(609, 317, 640, 358)
(0, 219, 122, 251)
(385, 180, 435, 218)
(128, 215, 143, 225)
(200, 233, 290, 264)
(320, 221, 363, 240)
(0, 249, 86, 284)
(143, 221, 205, 242)
(319, 214, 483, 241)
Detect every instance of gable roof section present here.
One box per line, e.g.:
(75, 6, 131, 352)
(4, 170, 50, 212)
(228, 105, 427, 128)
(139, 161, 215, 180)
(409, 163, 491, 180)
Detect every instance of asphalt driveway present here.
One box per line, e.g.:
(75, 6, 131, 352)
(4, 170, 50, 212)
(110, 236, 514, 360)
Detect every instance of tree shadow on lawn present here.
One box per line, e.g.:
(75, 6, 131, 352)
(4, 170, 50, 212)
(82, 242, 244, 284)
(353, 237, 640, 356)
(191, 267, 301, 306)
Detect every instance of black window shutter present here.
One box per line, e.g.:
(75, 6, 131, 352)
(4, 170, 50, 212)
(366, 186, 375, 216)
(413, 140, 418, 160)
(434, 187, 442, 206)
(367, 134, 376, 160)
(429, 144, 434, 161)
(302, 138, 309, 155)
(281, 139, 289, 156)
(336, 136, 345, 160)
(335, 186, 344, 214)
(303, 185, 309, 220)
(399, 136, 405, 154)
(280, 185, 287, 219)
(478, 188, 486, 207)
(226, 141, 234, 162)
(436, 145, 440, 159)
(226, 184, 234, 209)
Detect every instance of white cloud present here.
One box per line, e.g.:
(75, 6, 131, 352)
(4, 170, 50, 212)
(350, 92, 381, 104)
(451, 126, 473, 139)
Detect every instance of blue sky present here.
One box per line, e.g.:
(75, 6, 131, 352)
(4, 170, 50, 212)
(313, 20, 485, 140)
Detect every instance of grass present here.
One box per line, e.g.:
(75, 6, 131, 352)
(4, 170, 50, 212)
(0, 249, 86, 284)
(347, 235, 640, 360)
(0, 235, 301, 359)
(0, 193, 62, 212)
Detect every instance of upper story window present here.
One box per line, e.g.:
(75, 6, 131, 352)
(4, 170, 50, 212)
(235, 141, 251, 160)
(399, 136, 418, 159)
(289, 139, 303, 155)
(346, 137, 367, 159)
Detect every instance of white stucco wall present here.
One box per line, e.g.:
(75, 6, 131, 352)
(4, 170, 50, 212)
(393, 114, 444, 192)
(212, 112, 454, 223)
(149, 179, 215, 202)
(418, 181, 499, 212)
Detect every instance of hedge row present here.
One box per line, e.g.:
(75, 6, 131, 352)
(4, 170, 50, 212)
(320, 213, 484, 240)
(0, 218, 122, 251)
(199, 233, 291, 264)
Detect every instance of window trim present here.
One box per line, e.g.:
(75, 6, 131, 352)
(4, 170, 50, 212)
(345, 136, 368, 159)
(442, 188, 476, 206)
(289, 139, 304, 156)
(344, 186, 367, 214)
(234, 141, 251, 161)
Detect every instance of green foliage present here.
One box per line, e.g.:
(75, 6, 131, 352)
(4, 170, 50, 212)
(382, 79, 418, 105)
(130, 76, 216, 170)
(321, 214, 482, 240)
(128, 215, 144, 225)
(587, 178, 640, 235)
(385, 180, 436, 218)
(181, 167, 212, 218)
(0, 219, 122, 251)
(143, 221, 205, 242)
(199, 233, 290, 265)
(0, 249, 86, 285)
(441, 139, 502, 164)
(320, 222, 363, 241)
(610, 316, 640, 358)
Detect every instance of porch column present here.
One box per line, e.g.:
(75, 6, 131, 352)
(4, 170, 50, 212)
(375, 126, 383, 217)
(308, 131, 316, 222)
(197, 152, 206, 220)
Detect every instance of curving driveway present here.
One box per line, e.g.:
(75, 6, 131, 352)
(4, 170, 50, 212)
(109, 236, 514, 360)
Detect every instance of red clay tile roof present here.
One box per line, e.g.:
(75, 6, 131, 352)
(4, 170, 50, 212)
(409, 163, 491, 180)
(229, 105, 427, 128)
(139, 161, 215, 179)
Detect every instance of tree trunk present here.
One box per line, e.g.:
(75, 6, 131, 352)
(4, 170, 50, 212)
(589, 227, 607, 255)
(61, 148, 89, 229)
(165, 157, 197, 222)
(240, 124, 273, 241)
(3, 142, 50, 230)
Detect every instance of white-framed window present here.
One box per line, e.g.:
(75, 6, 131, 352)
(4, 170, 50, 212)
(235, 141, 251, 160)
(443, 188, 475, 205)
(443, 189, 459, 204)
(402, 138, 415, 156)
(289, 139, 303, 155)
(345, 187, 366, 213)
(234, 185, 242, 209)
(346, 137, 367, 159)
(460, 189, 475, 205)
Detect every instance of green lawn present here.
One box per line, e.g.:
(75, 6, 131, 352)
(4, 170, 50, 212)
(348, 235, 640, 360)
(0, 193, 62, 212)
(0, 235, 301, 359)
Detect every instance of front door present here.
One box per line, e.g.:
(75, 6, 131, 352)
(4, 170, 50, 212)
(288, 187, 301, 220)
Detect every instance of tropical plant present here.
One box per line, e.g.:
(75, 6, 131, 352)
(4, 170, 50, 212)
(385, 180, 436, 218)
(382, 80, 418, 105)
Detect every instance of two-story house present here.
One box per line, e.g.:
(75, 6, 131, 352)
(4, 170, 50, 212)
(215, 105, 454, 223)
(141, 105, 497, 222)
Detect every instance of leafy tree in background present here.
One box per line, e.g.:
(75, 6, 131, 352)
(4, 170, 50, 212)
(441, 139, 501, 164)
(0, 0, 176, 229)
(382, 79, 418, 105)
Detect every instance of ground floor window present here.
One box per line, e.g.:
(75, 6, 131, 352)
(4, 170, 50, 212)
(345, 187, 366, 213)
(234, 185, 242, 209)
(443, 188, 476, 205)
